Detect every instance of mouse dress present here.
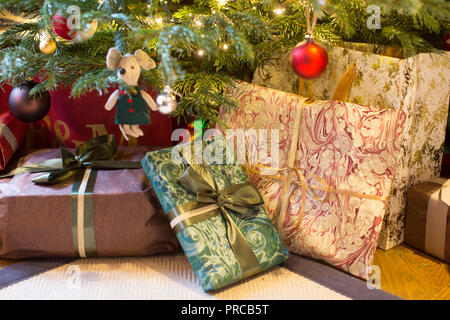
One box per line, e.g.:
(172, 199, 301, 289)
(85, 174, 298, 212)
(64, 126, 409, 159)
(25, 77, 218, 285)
(115, 86, 151, 125)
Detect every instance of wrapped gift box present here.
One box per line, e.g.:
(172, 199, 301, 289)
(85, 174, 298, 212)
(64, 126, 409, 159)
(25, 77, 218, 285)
(405, 178, 450, 263)
(218, 82, 405, 278)
(0, 112, 27, 170)
(252, 43, 450, 250)
(0, 145, 178, 259)
(141, 139, 289, 291)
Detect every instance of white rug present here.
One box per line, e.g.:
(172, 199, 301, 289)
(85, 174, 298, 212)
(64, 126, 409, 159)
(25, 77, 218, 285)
(0, 253, 349, 300)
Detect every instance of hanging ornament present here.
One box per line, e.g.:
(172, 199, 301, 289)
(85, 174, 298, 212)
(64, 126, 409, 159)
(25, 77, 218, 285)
(52, 13, 73, 40)
(39, 36, 56, 55)
(445, 34, 450, 51)
(52, 13, 97, 42)
(289, 2, 328, 79)
(104, 47, 157, 141)
(156, 85, 178, 114)
(9, 81, 51, 122)
(290, 35, 328, 79)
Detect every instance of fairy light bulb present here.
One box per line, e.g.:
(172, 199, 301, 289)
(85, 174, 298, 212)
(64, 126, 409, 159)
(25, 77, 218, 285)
(222, 43, 229, 50)
(198, 49, 205, 56)
(273, 7, 285, 15)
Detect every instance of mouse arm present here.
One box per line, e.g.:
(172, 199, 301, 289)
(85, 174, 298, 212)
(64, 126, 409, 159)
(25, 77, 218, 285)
(140, 90, 158, 111)
(105, 89, 120, 111)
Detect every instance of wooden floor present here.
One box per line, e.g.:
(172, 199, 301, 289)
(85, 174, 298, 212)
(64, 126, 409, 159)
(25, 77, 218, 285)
(1, 244, 448, 300)
(373, 244, 450, 300)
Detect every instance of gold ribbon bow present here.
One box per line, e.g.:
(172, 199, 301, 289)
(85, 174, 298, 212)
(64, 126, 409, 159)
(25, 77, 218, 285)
(167, 161, 264, 278)
(244, 99, 387, 236)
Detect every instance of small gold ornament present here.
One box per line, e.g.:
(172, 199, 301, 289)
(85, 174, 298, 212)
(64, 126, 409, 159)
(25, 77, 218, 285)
(39, 38, 56, 55)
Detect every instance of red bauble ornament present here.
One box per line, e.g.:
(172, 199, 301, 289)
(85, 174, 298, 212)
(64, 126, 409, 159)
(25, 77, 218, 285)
(52, 14, 74, 40)
(9, 81, 51, 123)
(290, 36, 328, 79)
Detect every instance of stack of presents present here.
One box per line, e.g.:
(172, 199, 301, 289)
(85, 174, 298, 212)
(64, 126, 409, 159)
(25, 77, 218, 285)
(0, 43, 449, 291)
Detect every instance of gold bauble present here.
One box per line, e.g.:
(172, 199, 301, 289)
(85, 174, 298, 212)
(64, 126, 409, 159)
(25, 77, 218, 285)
(39, 38, 56, 55)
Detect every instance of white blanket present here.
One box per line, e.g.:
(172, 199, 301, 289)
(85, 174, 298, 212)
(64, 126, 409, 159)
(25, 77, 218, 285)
(0, 253, 349, 300)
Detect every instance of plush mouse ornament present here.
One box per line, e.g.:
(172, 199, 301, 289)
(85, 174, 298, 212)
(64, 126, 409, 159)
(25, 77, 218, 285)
(105, 47, 157, 140)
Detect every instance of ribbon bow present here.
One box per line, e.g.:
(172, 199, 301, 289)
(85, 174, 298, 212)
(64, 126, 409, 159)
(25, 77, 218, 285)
(168, 162, 264, 278)
(0, 134, 141, 184)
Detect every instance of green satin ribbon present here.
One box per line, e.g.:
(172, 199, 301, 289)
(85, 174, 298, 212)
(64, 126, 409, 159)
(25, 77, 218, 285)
(168, 159, 264, 278)
(0, 134, 142, 257)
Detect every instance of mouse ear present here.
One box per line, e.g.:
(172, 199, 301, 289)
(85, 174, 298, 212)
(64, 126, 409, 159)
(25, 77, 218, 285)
(106, 47, 122, 70)
(135, 49, 156, 70)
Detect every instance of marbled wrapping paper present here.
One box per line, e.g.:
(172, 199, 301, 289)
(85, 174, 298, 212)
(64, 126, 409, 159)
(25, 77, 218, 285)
(219, 82, 405, 278)
(141, 140, 288, 291)
(252, 43, 450, 250)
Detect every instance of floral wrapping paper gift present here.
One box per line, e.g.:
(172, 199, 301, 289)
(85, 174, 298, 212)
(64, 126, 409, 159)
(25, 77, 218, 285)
(141, 139, 289, 291)
(252, 44, 450, 250)
(218, 82, 406, 278)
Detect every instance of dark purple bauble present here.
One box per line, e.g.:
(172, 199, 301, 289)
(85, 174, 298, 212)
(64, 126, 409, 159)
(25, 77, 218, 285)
(9, 81, 51, 122)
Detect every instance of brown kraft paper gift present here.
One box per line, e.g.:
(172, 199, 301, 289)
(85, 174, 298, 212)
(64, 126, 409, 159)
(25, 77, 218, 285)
(0, 146, 178, 259)
(405, 178, 450, 263)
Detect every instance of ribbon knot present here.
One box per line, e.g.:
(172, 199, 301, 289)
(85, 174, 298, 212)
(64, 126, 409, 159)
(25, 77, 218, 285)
(178, 166, 263, 217)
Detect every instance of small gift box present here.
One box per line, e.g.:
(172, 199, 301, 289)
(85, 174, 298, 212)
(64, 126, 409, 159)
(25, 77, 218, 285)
(141, 138, 289, 291)
(0, 135, 178, 259)
(405, 178, 450, 263)
(219, 82, 406, 278)
(0, 112, 27, 170)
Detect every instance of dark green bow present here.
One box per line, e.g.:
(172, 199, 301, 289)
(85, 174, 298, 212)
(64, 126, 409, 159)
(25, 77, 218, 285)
(168, 162, 264, 278)
(0, 134, 142, 184)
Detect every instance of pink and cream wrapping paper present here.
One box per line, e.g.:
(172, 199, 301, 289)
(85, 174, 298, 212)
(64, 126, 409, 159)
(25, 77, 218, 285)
(218, 82, 406, 278)
(252, 44, 450, 250)
(0, 112, 27, 171)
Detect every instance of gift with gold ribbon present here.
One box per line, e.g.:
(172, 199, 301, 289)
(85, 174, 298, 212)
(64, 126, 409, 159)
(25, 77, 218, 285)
(405, 178, 450, 263)
(141, 138, 288, 291)
(0, 135, 178, 259)
(219, 82, 406, 279)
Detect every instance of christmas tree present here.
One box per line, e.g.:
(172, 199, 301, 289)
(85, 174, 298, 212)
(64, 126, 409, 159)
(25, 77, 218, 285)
(0, 0, 448, 124)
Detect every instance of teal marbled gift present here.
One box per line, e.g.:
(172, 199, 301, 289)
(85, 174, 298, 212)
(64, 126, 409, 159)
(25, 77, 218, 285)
(141, 139, 288, 291)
